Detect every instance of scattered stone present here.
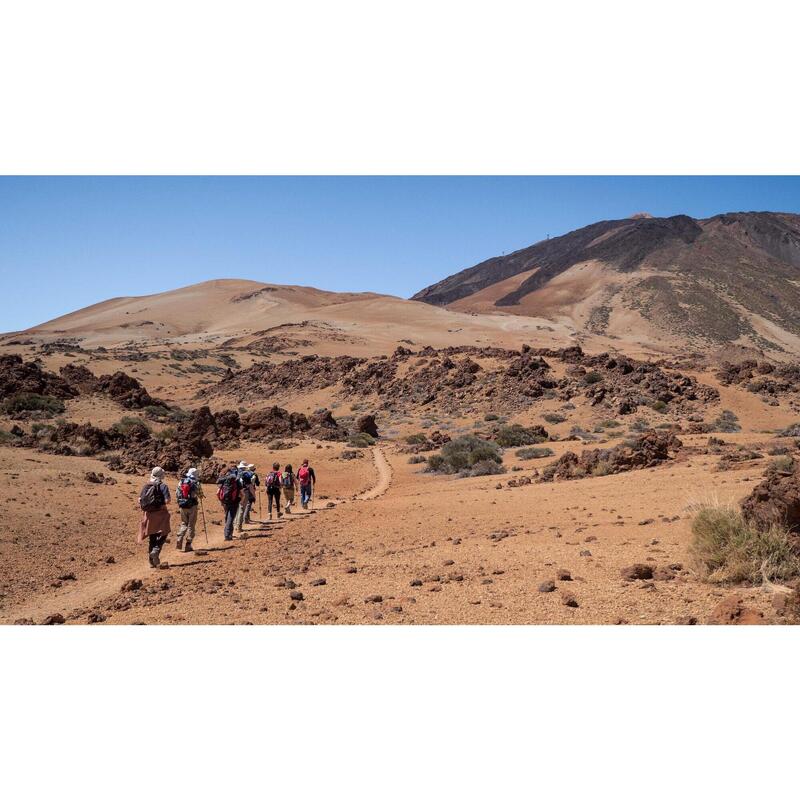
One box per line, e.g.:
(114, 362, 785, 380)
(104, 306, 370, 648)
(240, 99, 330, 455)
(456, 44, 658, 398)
(42, 613, 65, 625)
(538, 580, 556, 593)
(556, 569, 572, 581)
(620, 564, 654, 581)
(638, 518, 655, 526)
(410, 579, 423, 587)
(365, 594, 383, 603)
(561, 593, 579, 608)
(708, 596, 766, 625)
(87, 612, 107, 624)
(290, 590, 304, 601)
(310, 578, 327, 586)
(121, 579, 143, 592)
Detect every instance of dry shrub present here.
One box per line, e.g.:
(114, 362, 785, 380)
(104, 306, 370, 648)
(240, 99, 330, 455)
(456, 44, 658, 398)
(689, 502, 800, 584)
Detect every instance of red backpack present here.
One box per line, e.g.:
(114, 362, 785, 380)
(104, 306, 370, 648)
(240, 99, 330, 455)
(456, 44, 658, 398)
(298, 466, 310, 485)
(217, 474, 240, 504)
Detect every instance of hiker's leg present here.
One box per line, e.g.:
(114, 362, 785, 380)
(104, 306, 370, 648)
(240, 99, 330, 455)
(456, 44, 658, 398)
(267, 492, 273, 516)
(177, 509, 188, 548)
(234, 501, 244, 532)
(186, 506, 198, 543)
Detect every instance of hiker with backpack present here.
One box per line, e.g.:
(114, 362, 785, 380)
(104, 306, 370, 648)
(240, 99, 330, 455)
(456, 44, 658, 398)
(234, 460, 254, 534)
(243, 463, 259, 524)
(282, 464, 297, 513)
(217, 462, 242, 541)
(298, 459, 316, 510)
(265, 462, 283, 520)
(137, 466, 171, 568)
(175, 467, 203, 552)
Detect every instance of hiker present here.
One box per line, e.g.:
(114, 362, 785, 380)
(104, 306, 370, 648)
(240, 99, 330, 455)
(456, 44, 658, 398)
(244, 463, 260, 523)
(298, 458, 316, 509)
(217, 462, 242, 541)
(175, 467, 203, 552)
(138, 466, 171, 568)
(265, 462, 283, 519)
(282, 464, 297, 513)
(234, 460, 253, 534)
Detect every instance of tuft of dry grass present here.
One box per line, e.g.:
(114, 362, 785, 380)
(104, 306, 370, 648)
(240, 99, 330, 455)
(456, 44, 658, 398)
(689, 501, 800, 585)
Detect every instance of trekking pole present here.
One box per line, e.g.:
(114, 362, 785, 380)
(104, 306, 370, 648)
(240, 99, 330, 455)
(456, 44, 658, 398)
(258, 487, 263, 521)
(199, 496, 209, 545)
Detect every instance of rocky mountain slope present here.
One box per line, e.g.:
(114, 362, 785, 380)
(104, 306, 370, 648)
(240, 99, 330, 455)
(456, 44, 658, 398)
(413, 212, 800, 355)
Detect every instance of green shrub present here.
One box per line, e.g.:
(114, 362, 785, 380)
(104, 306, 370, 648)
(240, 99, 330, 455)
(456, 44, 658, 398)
(650, 400, 668, 413)
(516, 446, 554, 460)
(427, 435, 503, 474)
(0, 428, 15, 444)
(348, 432, 376, 448)
(484, 413, 499, 422)
(0, 393, 65, 417)
(590, 462, 613, 477)
(769, 455, 795, 474)
(404, 433, 428, 445)
(408, 455, 427, 464)
(543, 413, 566, 424)
(495, 424, 547, 447)
(712, 410, 741, 433)
(584, 371, 603, 385)
(630, 418, 649, 432)
(155, 426, 177, 442)
(689, 503, 800, 584)
(460, 459, 506, 478)
(112, 416, 151, 435)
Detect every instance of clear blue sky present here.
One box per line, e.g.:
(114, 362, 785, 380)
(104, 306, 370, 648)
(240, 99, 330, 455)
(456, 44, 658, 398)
(2, 176, 800, 332)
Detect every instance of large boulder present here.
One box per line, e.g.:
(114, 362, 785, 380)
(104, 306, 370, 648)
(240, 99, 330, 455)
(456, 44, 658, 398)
(741, 461, 800, 534)
(355, 414, 379, 438)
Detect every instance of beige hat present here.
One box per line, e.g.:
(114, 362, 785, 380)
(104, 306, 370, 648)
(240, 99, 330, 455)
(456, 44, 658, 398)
(186, 467, 199, 478)
(237, 460, 248, 469)
(151, 466, 165, 480)
(247, 463, 255, 470)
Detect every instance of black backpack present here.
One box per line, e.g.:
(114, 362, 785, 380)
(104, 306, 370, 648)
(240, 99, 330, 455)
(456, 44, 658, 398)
(140, 482, 165, 511)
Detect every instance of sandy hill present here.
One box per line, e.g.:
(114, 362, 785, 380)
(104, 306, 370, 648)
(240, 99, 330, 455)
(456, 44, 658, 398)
(6, 278, 579, 357)
(413, 211, 800, 357)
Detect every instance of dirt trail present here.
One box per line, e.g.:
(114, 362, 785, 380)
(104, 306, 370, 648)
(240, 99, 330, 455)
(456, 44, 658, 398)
(354, 446, 393, 501)
(1, 452, 392, 625)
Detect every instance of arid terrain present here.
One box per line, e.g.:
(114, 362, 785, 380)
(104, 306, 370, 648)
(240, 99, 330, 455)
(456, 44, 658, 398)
(4, 232, 800, 625)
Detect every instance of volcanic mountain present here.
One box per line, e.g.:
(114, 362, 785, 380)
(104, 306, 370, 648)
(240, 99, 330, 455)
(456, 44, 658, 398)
(412, 212, 800, 356)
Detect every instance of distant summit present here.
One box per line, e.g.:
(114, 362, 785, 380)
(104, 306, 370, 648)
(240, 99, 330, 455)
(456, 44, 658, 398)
(412, 211, 800, 354)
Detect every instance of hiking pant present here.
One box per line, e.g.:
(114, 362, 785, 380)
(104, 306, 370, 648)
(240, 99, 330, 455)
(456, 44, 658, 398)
(300, 482, 312, 507)
(234, 498, 246, 531)
(243, 489, 254, 523)
(267, 488, 281, 516)
(283, 486, 295, 511)
(148, 533, 167, 554)
(222, 501, 239, 539)
(177, 505, 198, 543)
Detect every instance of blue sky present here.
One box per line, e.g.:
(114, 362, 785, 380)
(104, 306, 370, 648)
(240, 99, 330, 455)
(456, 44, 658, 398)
(2, 176, 800, 332)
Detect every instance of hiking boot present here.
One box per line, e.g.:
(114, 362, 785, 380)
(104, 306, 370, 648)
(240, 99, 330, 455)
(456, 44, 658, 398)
(184, 541, 193, 553)
(278, 512, 284, 518)
(176, 537, 184, 551)
(149, 549, 160, 568)
(285, 506, 291, 514)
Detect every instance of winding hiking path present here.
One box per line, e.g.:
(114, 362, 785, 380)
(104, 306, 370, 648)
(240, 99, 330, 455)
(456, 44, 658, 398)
(354, 446, 393, 501)
(1, 447, 395, 624)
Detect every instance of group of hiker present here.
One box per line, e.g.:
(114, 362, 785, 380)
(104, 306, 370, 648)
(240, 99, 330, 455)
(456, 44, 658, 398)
(138, 459, 316, 568)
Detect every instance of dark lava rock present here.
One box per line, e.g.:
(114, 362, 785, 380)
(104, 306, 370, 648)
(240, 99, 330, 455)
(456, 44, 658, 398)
(42, 613, 65, 625)
(561, 593, 579, 608)
(538, 580, 556, 593)
(87, 612, 107, 624)
(355, 414, 379, 438)
(290, 590, 304, 601)
(310, 578, 327, 586)
(620, 564, 654, 581)
(121, 579, 143, 592)
(365, 594, 383, 603)
(741, 461, 800, 535)
(556, 569, 572, 581)
(410, 579, 423, 587)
